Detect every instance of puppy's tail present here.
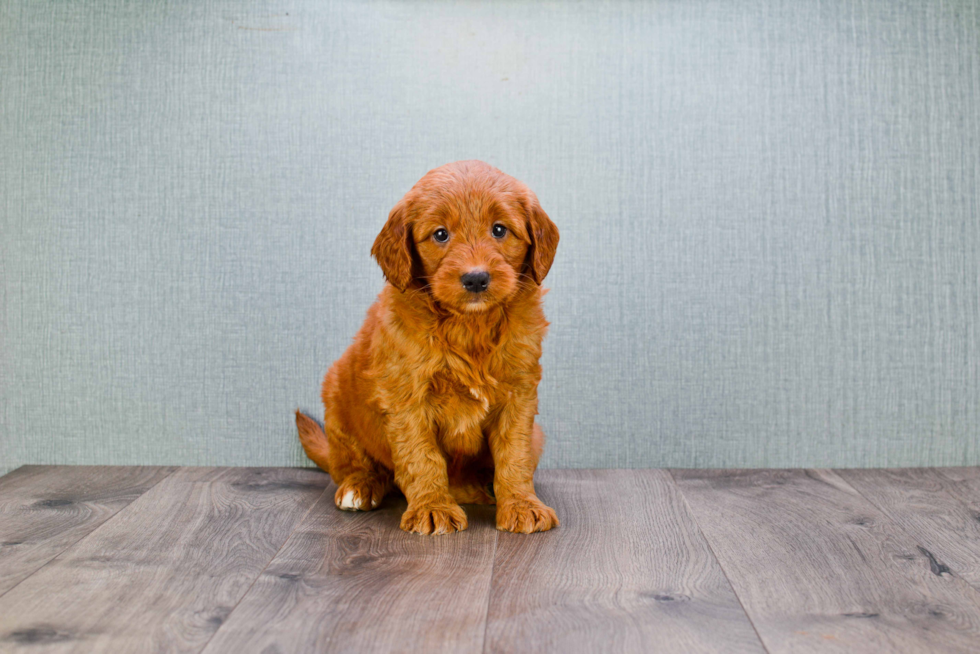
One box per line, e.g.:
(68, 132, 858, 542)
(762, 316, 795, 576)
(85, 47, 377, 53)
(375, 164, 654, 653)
(295, 410, 332, 475)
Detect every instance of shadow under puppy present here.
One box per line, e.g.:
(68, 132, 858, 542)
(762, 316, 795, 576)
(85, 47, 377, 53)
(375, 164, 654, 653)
(296, 160, 559, 535)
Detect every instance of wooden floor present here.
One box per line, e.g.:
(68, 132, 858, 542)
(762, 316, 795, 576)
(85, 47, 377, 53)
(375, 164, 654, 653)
(1, 467, 980, 652)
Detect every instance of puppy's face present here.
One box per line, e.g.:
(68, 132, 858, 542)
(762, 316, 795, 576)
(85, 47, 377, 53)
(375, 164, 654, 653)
(372, 161, 559, 313)
(413, 192, 530, 313)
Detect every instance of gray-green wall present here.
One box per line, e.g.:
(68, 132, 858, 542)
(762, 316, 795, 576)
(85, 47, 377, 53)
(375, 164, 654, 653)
(2, 0, 978, 473)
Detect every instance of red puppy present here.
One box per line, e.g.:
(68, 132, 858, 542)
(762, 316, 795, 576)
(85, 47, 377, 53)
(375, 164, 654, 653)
(296, 160, 559, 534)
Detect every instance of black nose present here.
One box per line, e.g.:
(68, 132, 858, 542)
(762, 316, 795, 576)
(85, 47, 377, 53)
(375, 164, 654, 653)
(460, 271, 490, 293)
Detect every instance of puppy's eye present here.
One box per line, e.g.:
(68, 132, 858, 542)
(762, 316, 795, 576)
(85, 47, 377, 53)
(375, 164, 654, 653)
(491, 224, 507, 239)
(433, 228, 449, 243)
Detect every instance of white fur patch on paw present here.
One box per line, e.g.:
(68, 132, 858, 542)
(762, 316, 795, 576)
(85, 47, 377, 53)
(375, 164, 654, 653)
(339, 490, 356, 511)
(371, 499, 378, 508)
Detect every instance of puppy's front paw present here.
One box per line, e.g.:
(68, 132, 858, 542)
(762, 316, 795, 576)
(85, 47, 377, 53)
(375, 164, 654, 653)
(496, 497, 559, 533)
(400, 502, 468, 535)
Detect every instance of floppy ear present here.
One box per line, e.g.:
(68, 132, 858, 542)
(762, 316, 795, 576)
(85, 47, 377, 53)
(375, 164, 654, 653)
(524, 194, 559, 284)
(371, 199, 414, 291)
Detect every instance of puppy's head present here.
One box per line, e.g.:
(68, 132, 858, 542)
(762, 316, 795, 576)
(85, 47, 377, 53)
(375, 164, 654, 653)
(371, 161, 558, 313)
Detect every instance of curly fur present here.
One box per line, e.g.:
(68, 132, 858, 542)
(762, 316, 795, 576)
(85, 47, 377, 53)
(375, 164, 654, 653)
(297, 160, 559, 534)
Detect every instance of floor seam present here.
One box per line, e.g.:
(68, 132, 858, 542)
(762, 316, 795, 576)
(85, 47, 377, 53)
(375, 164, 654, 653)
(479, 514, 500, 654)
(0, 465, 180, 601)
(196, 478, 333, 654)
(666, 468, 773, 654)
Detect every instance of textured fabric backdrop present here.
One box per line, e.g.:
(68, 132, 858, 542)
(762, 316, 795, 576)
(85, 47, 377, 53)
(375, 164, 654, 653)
(2, 0, 979, 474)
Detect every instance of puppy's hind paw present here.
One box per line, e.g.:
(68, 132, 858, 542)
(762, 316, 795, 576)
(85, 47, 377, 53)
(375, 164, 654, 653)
(400, 503, 468, 535)
(338, 489, 362, 511)
(334, 475, 387, 512)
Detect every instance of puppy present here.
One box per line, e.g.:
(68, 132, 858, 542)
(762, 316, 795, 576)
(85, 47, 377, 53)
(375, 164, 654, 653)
(296, 160, 559, 535)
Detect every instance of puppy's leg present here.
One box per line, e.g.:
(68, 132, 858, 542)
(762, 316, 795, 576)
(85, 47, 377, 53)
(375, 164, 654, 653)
(389, 410, 468, 534)
(327, 422, 392, 512)
(295, 411, 391, 511)
(490, 403, 559, 534)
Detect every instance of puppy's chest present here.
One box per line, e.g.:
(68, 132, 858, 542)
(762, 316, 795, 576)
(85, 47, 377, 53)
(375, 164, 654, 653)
(429, 367, 512, 456)
(424, 333, 540, 455)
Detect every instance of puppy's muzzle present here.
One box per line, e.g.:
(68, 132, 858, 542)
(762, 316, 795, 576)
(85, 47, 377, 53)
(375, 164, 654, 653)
(460, 270, 490, 293)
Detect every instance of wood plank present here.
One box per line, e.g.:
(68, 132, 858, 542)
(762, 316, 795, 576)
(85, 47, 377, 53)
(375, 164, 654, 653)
(0, 466, 329, 653)
(837, 468, 980, 592)
(673, 468, 980, 653)
(931, 467, 980, 513)
(0, 465, 175, 597)
(201, 492, 498, 653)
(484, 469, 765, 653)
